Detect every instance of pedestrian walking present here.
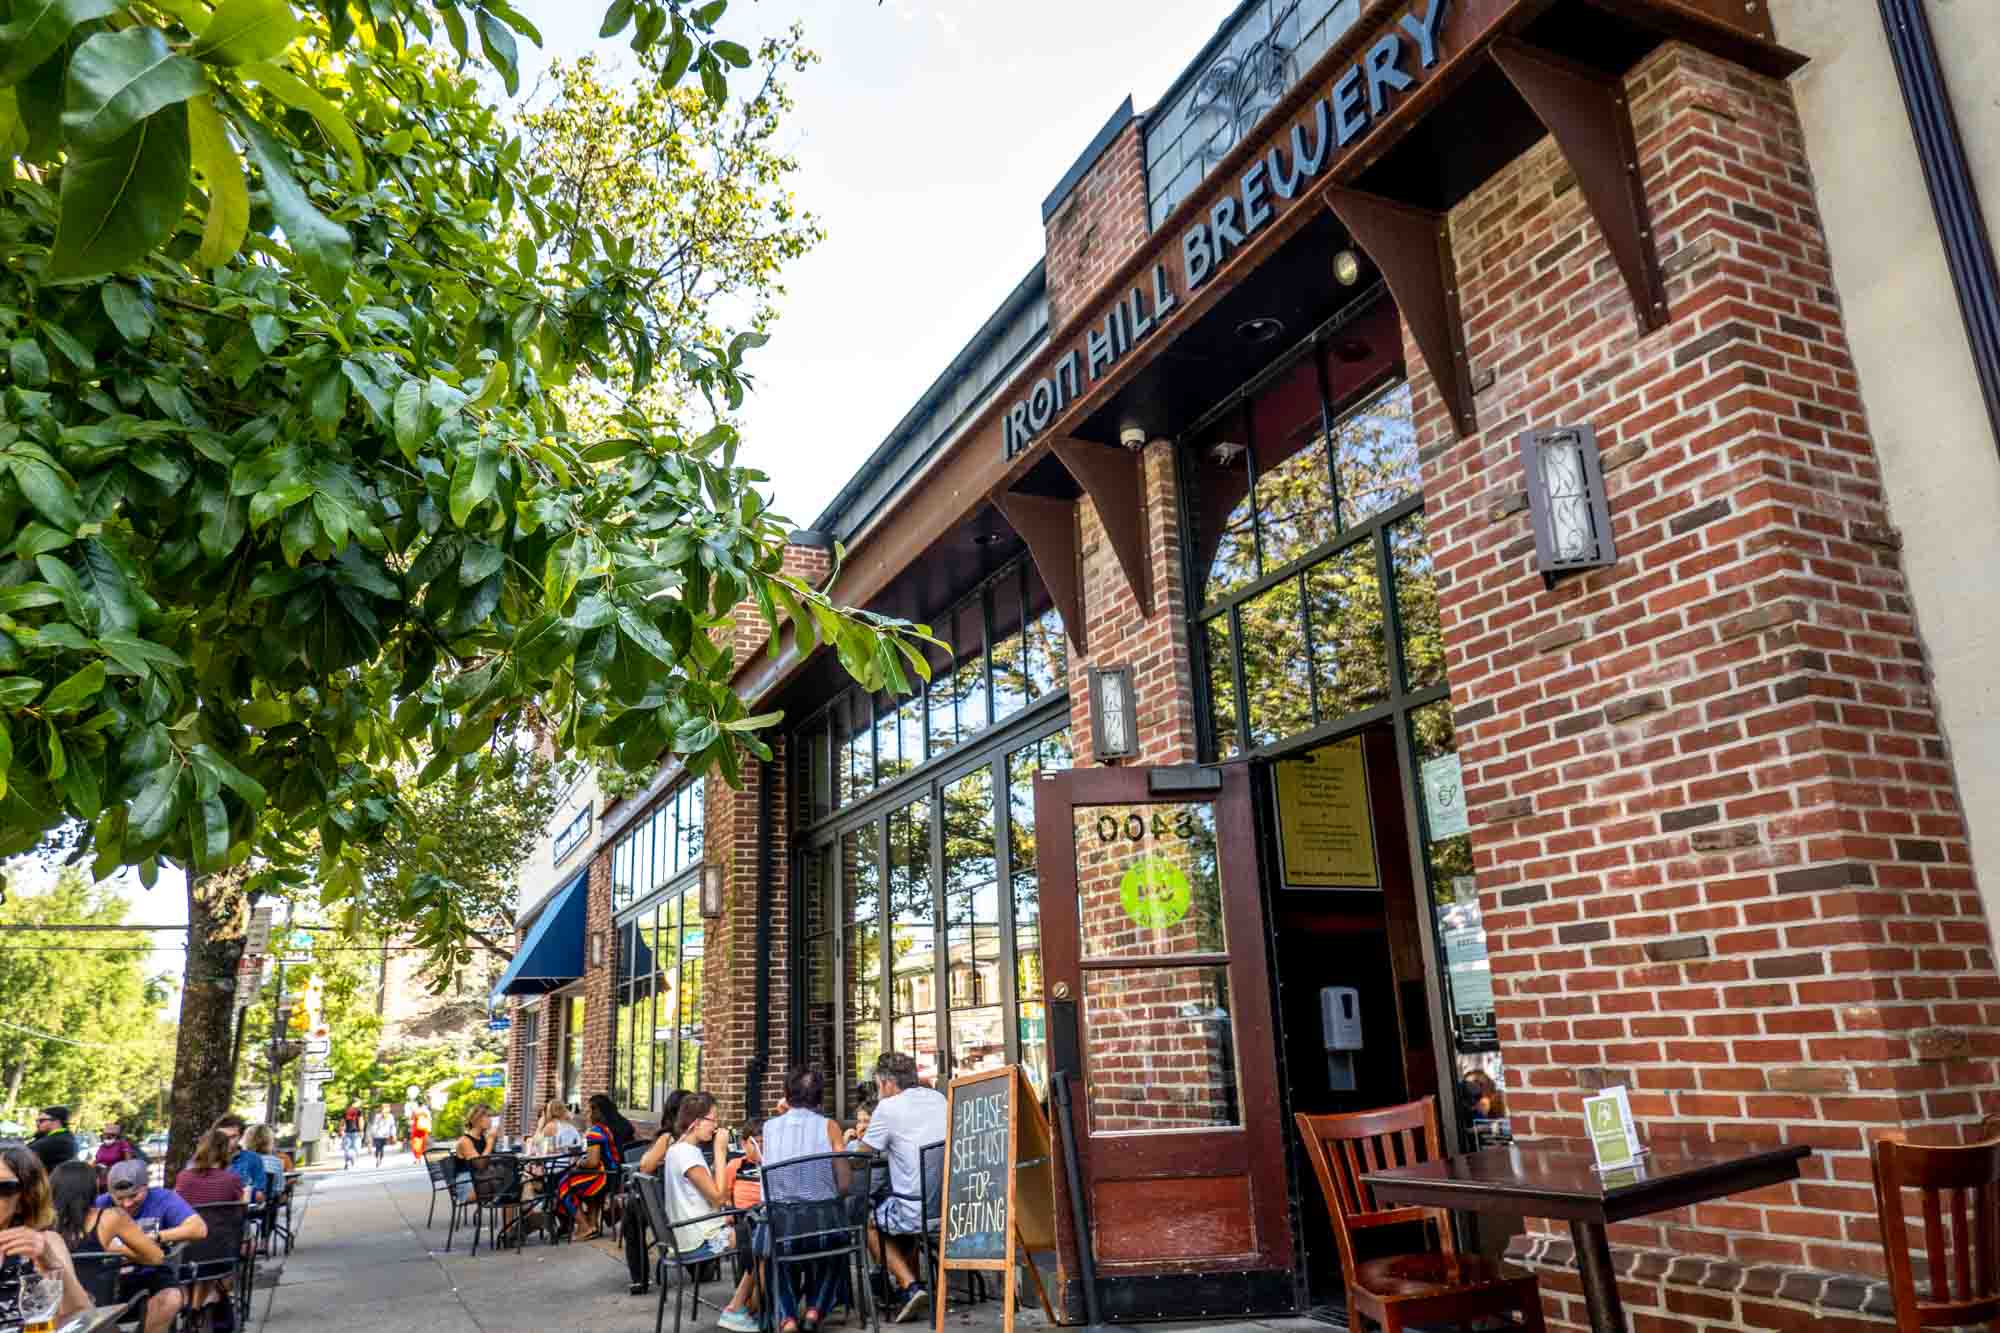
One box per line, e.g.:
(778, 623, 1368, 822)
(408, 1106, 431, 1162)
(340, 1101, 363, 1169)
(368, 1105, 396, 1167)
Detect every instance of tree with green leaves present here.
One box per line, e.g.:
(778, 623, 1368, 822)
(0, 0, 940, 1168)
(0, 872, 176, 1130)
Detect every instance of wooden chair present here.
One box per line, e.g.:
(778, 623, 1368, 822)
(1295, 1099, 1544, 1333)
(1869, 1134, 2000, 1333)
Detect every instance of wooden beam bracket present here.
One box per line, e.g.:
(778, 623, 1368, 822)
(991, 489, 1086, 654)
(1048, 437, 1154, 619)
(1491, 37, 1669, 333)
(1323, 187, 1478, 437)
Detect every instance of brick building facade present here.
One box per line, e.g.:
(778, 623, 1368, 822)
(501, 0, 1999, 1326)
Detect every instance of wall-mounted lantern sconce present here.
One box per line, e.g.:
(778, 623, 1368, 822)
(1088, 665, 1138, 763)
(590, 931, 606, 967)
(1521, 424, 1616, 585)
(701, 862, 725, 918)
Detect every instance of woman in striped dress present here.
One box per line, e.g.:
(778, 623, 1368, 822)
(555, 1094, 618, 1239)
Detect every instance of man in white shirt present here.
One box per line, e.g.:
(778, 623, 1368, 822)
(855, 1051, 947, 1323)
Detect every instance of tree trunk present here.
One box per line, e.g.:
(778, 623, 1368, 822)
(3, 1062, 22, 1118)
(168, 865, 248, 1178)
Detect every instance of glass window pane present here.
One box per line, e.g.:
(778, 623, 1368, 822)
(685, 781, 704, 864)
(1204, 616, 1240, 759)
(808, 719, 831, 822)
(873, 690, 903, 785)
(943, 767, 1000, 1079)
(926, 643, 956, 759)
(1084, 965, 1242, 1132)
(799, 847, 836, 1080)
(1390, 510, 1443, 693)
(954, 603, 989, 741)
(833, 696, 856, 808)
(990, 574, 1028, 724)
(849, 694, 875, 797)
(1239, 578, 1312, 748)
(1189, 406, 1259, 603)
(1251, 355, 1340, 569)
(680, 909, 704, 1091)
(1304, 541, 1390, 720)
(842, 822, 883, 1106)
(896, 696, 923, 781)
(1073, 801, 1224, 958)
(1022, 562, 1067, 700)
(1334, 380, 1418, 530)
(889, 795, 938, 1083)
(890, 797, 931, 927)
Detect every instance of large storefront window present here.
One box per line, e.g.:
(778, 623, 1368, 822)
(796, 714, 1071, 1118)
(614, 871, 704, 1113)
(561, 994, 584, 1109)
(792, 557, 1067, 827)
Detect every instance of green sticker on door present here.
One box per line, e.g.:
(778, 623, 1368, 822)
(1120, 855, 1192, 929)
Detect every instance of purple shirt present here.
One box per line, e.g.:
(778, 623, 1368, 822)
(94, 1138, 138, 1170)
(93, 1186, 196, 1232)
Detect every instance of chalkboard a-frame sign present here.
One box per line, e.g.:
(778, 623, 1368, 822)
(936, 1065, 1057, 1333)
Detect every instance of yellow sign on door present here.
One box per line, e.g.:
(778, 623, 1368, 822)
(1274, 738, 1378, 889)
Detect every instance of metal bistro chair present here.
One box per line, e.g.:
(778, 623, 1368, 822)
(67, 1250, 124, 1309)
(424, 1150, 455, 1228)
(1295, 1099, 1545, 1333)
(760, 1150, 880, 1333)
(1869, 1134, 2000, 1333)
(634, 1172, 750, 1333)
(909, 1139, 985, 1307)
(178, 1200, 253, 1331)
(442, 1155, 485, 1253)
(465, 1154, 529, 1257)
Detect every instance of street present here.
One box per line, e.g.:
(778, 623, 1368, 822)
(253, 1162, 1322, 1333)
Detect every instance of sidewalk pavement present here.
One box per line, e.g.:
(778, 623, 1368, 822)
(254, 1163, 1327, 1333)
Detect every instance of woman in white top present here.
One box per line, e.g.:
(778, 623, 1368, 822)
(368, 1106, 397, 1167)
(536, 1100, 584, 1150)
(638, 1093, 760, 1333)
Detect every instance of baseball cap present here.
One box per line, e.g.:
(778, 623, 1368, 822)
(107, 1160, 148, 1192)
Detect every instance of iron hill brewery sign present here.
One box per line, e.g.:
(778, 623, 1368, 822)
(1003, 0, 1451, 459)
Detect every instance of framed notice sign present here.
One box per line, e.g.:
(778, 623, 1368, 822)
(1273, 738, 1379, 890)
(937, 1065, 1057, 1333)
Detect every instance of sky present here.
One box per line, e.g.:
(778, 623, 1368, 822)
(518, 0, 1237, 526)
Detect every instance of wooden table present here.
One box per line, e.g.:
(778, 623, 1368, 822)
(1361, 1139, 1811, 1333)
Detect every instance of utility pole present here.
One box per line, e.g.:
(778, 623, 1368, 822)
(263, 901, 294, 1125)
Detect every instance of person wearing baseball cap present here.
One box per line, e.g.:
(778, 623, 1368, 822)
(96, 1158, 207, 1333)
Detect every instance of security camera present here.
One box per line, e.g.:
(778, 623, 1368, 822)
(1119, 426, 1147, 450)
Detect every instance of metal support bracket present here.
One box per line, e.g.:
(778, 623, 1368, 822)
(1049, 437, 1153, 618)
(1323, 188, 1478, 437)
(1492, 37, 1669, 333)
(992, 488, 1086, 654)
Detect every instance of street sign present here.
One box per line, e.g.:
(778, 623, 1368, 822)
(245, 905, 274, 957)
(485, 1017, 511, 1032)
(303, 1062, 333, 1078)
(303, 1036, 330, 1057)
(471, 1072, 504, 1089)
(232, 955, 260, 1013)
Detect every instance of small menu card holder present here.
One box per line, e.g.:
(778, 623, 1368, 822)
(1583, 1084, 1647, 1177)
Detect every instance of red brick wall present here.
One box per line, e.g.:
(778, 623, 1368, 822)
(581, 850, 615, 1102)
(1044, 120, 1148, 330)
(1413, 41, 2000, 1330)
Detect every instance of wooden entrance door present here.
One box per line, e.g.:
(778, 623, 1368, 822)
(1035, 763, 1294, 1318)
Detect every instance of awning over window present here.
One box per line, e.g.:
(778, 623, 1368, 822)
(491, 872, 588, 1001)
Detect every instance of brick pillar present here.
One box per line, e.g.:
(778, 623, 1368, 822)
(1068, 438, 1201, 766)
(581, 849, 615, 1100)
(1414, 41, 1999, 1331)
(1043, 119, 1148, 330)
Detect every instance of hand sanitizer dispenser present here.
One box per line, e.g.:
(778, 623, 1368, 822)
(1320, 985, 1362, 1091)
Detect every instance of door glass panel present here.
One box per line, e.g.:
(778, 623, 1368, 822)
(1009, 730, 1072, 1095)
(943, 767, 1002, 1078)
(680, 913, 705, 1091)
(842, 824, 882, 1101)
(1083, 964, 1242, 1132)
(1074, 802, 1225, 959)
(1389, 510, 1443, 693)
(1409, 698, 1508, 1145)
(798, 846, 836, 1082)
(655, 897, 679, 1107)
(990, 574, 1028, 724)
(1204, 616, 1240, 759)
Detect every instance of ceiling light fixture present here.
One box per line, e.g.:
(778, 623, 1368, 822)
(1236, 316, 1285, 344)
(1332, 248, 1362, 286)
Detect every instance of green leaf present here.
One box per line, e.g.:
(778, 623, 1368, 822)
(43, 720, 64, 781)
(80, 539, 139, 634)
(42, 660, 105, 715)
(126, 760, 180, 845)
(45, 104, 191, 284)
(8, 338, 48, 387)
(0, 86, 26, 161)
(597, 0, 633, 38)
(61, 28, 206, 149)
(460, 539, 503, 583)
(449, 442, 497, 526)
(37, 322, 93, 371)
(0, 0, 119, 85)
(190, 0, 298, 66)
(188, 93, 248, 269)
(660, 30, 694, 87)
(713, 39, 750, 67)
(250, 312, 284, 353)
(232, 106, 349, 299)
(191, 744, 265, 805)
(100, 282, 153, 341)
(392, 378, 424, 461)
(241, 60, 364, 188)
(0, 678, 40, 708)
(0, 717, 10, 799)
(476, 8, 518, 95)
(190, 795, 228, 870)
(11, 459, 83, 532)
(0, 585, 60, 613)
(615, 604, 676, 666)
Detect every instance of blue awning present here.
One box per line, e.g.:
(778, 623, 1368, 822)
(491, 872, 589, 1001)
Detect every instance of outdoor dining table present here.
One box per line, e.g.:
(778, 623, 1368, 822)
(495, 1149, 581, 1245)
(1361, 1138, 1812, 1333)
